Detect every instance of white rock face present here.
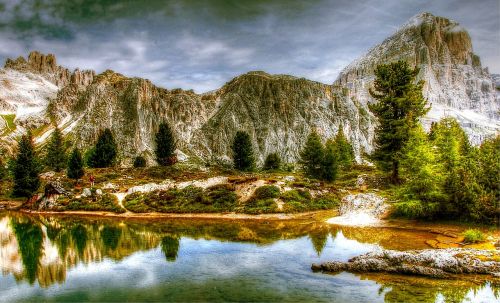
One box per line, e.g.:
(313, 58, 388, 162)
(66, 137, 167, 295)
(335, 12, 499, 143)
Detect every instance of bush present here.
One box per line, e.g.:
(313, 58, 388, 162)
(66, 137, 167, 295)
(65, 193, 124, 213)
(133, 156, 147, 168)
(462, 229, 485, 243)
(281, 190, 338, 213)
(392, 200, 440, 219)
(243, 185, 280, 214)
(263, 153, 281, 170)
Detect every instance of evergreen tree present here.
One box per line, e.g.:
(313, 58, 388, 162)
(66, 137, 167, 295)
(87, 129, 117, 168)
(333, 126, 354, 168)
(369, 60, 429, 183)
(263, 153, 281, 170)
(232, 131, 255, 171)
(11, 132, 41, 198)
(0, 158, 5, 180)
(155, 122, 177, 166)
(45, 127, 66, 172)
(299, 130, 324, 179)
(67, 148, 85, 180)
(133, 156, 147, 168)
(398, 125, 445, 218)
(321, 139, 339, 181)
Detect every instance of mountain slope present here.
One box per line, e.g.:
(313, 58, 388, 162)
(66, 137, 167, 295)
(0, 13, 498, 165)
(335, 12, 499, 143)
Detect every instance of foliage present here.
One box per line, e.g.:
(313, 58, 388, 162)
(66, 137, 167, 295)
(299, 130, 324, 179)
(67, 148, 85, 180)
(44, 127, 67, 172)
(65, 193, 125, 213)
(133, 155, 147, 168)
(0, 158, 5, 180)
(101, 226, 122, 251)
(333, 125, 354, 168)
(281, 189, 338, 213)
(368, 60, 430, 183)
(321, 139, 338, 181)
(123, 184, 238, 213)
(87, 129, 118, 168)
(232, 130, 255, 171)
(243, 185, 280, 214)
(155, 122, 177, 166)
(462, 229, 485, 243)
(263, 153, 281, 170)
(11, 131, 41, 197)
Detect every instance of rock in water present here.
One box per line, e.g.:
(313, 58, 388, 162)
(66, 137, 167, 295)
(312, 248, 500, 279)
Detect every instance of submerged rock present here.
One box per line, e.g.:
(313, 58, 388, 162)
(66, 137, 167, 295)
(312, 248, 500, 278)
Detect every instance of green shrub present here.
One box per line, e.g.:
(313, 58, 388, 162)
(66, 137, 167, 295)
(462, 229, 485, 243)
(133, 156, 147, 168)
(65, 193, 124, 213)
(392, 200, 439, 219)
(253, 185, 280, 199)
(263, 153, 281, 170)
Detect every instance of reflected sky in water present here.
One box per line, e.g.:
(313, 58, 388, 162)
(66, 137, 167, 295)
(0, 213, 498, 302)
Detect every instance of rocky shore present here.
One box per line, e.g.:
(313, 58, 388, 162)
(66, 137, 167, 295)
(312, 248, 500, 279)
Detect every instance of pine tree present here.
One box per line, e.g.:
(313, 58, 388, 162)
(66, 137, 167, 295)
(87, 129, 117, 168)
(67, 148, 84, 180)
(299, 130, 324, 179)
(333, 126, 354, 168)
(45, 127, 66, 172)
(263, 153, 281, 170)
(11, 132, 41, 197)
(155, 122, 177, 166)
(232, 131, 255, 171)
(369, 60, 430, 183)
(321, 139, 339, 181)
(399, 125, 445, 213)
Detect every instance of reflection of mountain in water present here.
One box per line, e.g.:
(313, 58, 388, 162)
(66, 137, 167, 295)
(0, 213, 333, 287)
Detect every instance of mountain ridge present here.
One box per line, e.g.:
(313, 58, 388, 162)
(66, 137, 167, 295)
(0, 12, 498, 165)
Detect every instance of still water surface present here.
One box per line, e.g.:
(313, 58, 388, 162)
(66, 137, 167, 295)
(0, 212, 497, 302)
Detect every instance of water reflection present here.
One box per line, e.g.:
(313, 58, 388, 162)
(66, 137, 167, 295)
(0, 212, 498, 302)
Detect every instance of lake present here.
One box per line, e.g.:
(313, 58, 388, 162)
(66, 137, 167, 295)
(0, 212, 497, 302)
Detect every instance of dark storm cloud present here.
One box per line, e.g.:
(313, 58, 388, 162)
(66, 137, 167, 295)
(0, 0, 498, 92)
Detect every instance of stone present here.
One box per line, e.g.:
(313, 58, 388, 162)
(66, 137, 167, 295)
(82, 188, 92, 197)
(312, 248, 500, 278)
(95, 189, 103, 196)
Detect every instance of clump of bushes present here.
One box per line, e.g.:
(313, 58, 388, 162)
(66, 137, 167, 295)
(123, 184, 238, 213)
(281, 189, 339, 213)
(65, 192, 124, 213)
(243, 185, 280, 214)
(462, 229, 485, 243)
(263, 153, 281, 170)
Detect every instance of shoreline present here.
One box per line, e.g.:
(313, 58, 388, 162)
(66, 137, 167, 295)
(12, 208, 327, 221)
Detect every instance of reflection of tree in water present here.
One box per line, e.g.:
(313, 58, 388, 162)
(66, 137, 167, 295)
(308, 229, 329, 256)
(101, 226, 122, 251)
(71, 225, 88, 257)
(364, 273, 500, 303)
(161, 236, 180, 262)
(10, 218, 44, 284)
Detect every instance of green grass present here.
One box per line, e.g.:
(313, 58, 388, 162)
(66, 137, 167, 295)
(64, 193, 125, 213)
(123, 184, 238, 213)
(242, 185, 280, 214)
(281, 189, 339, 213)
(1, 114, 16, 135)
(462, 229, 485, 243)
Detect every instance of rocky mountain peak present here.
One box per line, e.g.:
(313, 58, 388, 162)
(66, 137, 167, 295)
(4, 51, 95, 88)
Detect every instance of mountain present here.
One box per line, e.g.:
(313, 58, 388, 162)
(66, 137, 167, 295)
(0, 12, 498, 165)
(335, 12, 499, 143)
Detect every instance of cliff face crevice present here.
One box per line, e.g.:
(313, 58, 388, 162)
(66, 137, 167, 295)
(0, 12, 498, 164)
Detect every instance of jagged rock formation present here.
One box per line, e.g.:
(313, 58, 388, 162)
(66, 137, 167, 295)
(0, 13, 498, 164)
(335, 12, 499, 143)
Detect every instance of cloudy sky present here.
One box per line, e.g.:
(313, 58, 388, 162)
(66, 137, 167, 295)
(0, 0, 498, 92)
